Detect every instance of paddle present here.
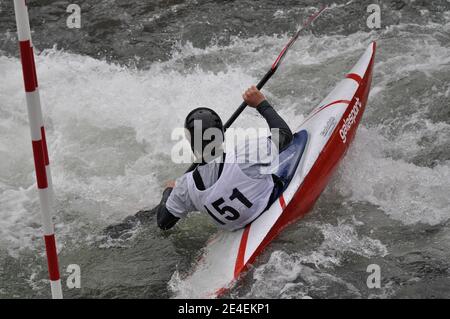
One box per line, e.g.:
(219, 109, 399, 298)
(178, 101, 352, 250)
(104, 6, 327, 238)
(185, 5, 327, 173)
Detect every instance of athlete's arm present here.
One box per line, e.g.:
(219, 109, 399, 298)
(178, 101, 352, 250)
(157, 174, 196, 230)
(242, 86, 293, 151)
(156, 187, 179, 230)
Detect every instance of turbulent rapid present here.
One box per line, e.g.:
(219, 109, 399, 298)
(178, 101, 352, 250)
(0, 0, 449, 298)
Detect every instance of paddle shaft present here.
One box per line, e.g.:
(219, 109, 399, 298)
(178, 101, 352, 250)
(184, 6, 327, 173)
(223, 68, 275, 131)
(184, 68, 274, 172)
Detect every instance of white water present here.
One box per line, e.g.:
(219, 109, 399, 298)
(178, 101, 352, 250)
(245, 220, 389, 299)
(1, 20, 449, 297)
(168, 26, 450, 298)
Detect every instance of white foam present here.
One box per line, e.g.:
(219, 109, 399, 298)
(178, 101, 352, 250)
(166, 26, 449, 297)
(334, 126, 450, 225)
(245, 220, 388, 298)
(0, 20, 449, 301)
(0, 39, 306, 253)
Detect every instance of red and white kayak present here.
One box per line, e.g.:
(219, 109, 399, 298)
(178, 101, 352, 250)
(178, 42, 376, 298)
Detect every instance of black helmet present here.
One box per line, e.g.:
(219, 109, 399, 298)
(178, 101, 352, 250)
(184, 107, 224, 161)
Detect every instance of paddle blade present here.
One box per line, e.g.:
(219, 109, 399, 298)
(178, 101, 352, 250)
(271, 5, 327, 71)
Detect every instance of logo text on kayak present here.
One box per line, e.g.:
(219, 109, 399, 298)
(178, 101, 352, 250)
(320, 116, 336, 138)
(339, 97, 361, 144)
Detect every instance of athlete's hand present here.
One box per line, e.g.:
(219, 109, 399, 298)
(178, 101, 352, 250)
(242, 85, 266, 108)
(165, 180, 175, 188)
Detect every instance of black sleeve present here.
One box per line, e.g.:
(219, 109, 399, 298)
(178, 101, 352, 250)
(156, 187, 180, 230)
(257, 100, 293, 152)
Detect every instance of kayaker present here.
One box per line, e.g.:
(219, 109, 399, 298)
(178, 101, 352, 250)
(157, 86, 293, 231)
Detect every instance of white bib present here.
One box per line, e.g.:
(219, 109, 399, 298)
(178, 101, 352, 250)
(187, 151, 274, 231)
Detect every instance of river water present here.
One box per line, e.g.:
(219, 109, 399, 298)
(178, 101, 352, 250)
(0, 0, 449, 298)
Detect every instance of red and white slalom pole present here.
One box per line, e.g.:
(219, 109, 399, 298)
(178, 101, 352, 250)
(13, 0, 62, 299)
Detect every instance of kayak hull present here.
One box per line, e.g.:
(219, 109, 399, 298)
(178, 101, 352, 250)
(245, 43, 375, 273)
(174, 42, 376, 298)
